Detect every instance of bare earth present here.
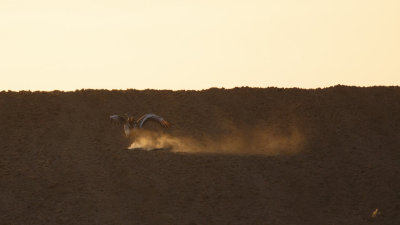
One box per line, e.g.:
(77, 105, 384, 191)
(1, 86, 399, 225)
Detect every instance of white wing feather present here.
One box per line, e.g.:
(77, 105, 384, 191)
(110, 115, 127, 124)
(138, 114, 171, 128)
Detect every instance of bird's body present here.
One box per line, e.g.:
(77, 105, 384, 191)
(123, 124, 131, 136)
(110, 113, 171, 137)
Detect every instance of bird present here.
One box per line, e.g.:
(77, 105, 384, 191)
(110, 113, 171, 137)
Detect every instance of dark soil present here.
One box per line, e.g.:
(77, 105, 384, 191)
(1, 86, 399, 225)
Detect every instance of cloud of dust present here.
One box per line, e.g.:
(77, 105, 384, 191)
(128, 126, 304, 156)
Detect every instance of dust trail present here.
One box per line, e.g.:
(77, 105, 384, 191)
(128, 127, 304, 155)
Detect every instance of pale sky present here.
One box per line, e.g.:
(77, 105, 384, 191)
(1, 0, 399, 91)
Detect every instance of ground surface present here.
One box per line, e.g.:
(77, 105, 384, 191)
(1, 86, 400, 225)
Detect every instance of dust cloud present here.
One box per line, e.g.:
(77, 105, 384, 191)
(128, 127, 304, 155)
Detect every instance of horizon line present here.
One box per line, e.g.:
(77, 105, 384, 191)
(1, 84, 399, 93)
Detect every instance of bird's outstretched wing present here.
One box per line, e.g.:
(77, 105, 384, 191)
(110, 115, 127, 124)
(137, 114, 171, 128)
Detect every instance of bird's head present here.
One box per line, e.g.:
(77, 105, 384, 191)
(125, 114, 137, 127)
(128, 116, 135, 123)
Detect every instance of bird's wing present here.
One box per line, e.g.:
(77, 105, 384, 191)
(137, 114, 171, 128)
(110, 115, 127, 124)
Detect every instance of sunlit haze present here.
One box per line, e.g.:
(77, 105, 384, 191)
(1, 0, 399, 91)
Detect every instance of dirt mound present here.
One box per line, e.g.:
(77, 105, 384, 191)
(1, 86, 399, 224)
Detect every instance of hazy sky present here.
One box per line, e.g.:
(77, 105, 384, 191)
(1, 0, 399, 91)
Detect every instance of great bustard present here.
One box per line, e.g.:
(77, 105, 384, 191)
(110, 113, 171, 137)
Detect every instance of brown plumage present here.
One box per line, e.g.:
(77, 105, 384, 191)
(110, 113, 171, 136)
